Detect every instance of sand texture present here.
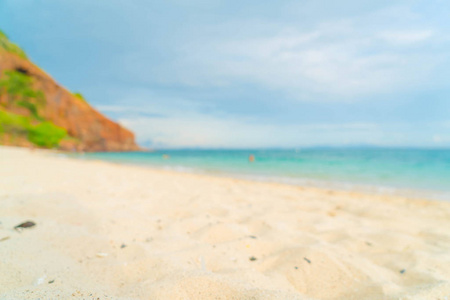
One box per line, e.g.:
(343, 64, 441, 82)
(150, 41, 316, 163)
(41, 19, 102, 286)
(0, 146, 450, 299)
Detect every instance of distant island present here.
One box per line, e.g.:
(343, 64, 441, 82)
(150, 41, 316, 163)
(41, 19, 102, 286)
(0, 30, 140, 152)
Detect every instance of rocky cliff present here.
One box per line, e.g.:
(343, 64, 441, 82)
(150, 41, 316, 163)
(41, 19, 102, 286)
(0, 30, 140, 152)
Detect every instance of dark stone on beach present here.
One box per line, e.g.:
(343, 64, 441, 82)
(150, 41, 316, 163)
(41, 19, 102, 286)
(48, 280, 55, 284)
(249, 235, 257, 239)
(304, 257, 311, 264)
(249, 256, 257, 261)
(120, 244, 127, 249)
(14, 221, 36, 231)
(294, 266, 298, 269)
(400, 269, 406, 274)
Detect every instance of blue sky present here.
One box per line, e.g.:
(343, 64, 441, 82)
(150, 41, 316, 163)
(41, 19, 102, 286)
(1, 0, 450, 148)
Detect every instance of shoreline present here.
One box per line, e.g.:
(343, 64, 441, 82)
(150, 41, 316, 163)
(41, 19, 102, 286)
(1, 145, 450, 299)
(68, 150, 450, 203)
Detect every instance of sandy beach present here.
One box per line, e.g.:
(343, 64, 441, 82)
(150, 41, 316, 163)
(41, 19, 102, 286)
(0, 146, 450, 299)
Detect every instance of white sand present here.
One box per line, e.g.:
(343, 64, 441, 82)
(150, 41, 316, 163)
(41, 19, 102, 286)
(0, 146, 450, 299)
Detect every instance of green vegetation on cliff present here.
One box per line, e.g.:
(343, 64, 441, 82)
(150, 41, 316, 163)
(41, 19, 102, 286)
(0, 109, 30, 135)
(0, 110, 67, 148)
(0, 70, 45, 119)
(0, 70, 67, 148)
(28, 121, 67, 148)
(0, 30, 27, 59)
(72, 92, 87, 103)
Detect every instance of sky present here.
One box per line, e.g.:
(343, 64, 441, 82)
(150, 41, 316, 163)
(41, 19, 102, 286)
(1, 0, 450, 148)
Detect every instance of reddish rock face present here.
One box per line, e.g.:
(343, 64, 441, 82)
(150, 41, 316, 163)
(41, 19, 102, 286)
(0, 50, 140, 152)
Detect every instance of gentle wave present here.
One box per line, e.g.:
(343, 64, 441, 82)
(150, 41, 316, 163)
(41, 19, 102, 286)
(69, 148, 450, 201)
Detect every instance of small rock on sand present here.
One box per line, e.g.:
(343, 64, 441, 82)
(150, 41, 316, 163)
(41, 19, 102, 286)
(14, 221, 36, 231)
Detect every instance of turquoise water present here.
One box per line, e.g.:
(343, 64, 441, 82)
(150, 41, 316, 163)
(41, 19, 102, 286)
(74, 148, 450, 200)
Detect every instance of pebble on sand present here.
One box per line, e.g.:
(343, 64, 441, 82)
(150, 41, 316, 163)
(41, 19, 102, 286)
(14, 221, 36, 231)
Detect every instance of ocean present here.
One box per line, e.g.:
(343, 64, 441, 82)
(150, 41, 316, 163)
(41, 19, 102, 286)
(72, 148, 450, 201)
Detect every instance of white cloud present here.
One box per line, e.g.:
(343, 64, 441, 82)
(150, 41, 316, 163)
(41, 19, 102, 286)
(378, 30, 434, 45)
(433, 135, 443, 143)
(96, 104, 166, 118)
(118, 112, 450, 148)
(158, 18, 442, 100)
(210, 31, 437, 98)
(115, 104, 382, 148)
